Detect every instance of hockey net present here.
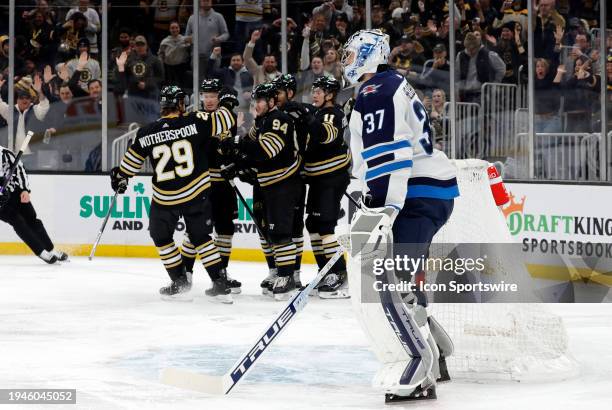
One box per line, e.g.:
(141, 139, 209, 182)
(338, 159, 578, 382)
(428, 159, 578, 381)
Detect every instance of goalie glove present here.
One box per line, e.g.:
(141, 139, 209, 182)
(110, 167, 128, 194)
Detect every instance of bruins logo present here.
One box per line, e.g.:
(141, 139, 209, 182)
(132, 62, 147, 77)
(79, 68, 92, 83)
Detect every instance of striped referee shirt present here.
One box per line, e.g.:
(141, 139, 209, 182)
(0, 145, 30, 193)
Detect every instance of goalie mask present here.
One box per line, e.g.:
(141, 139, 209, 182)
(341, 29, 390, 85)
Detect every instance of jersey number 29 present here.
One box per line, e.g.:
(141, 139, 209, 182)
(152, 140, 195, 182)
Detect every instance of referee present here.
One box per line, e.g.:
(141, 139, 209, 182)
(0, 145, 68, 263)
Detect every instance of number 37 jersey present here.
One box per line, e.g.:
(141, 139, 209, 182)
(349, 69, 459, 210)
(119, 108, 235, 207)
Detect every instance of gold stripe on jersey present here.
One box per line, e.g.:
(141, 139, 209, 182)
(257, 157, 300, 187)
(152, 172, 210, 206)
(157, 242, 182, 269)
(209, 167, 224, 183)
(322, 122, 338, 144)
(153, 171, 209, 195)
(237, 10, 263, 18)
(248, 126, 257, 140)
(304, 152, 351, 177)
(119, 149, 145, 176)
(259, 132, 284, 159)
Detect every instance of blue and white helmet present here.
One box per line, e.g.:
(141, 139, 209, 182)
(341, 29, 390, 85)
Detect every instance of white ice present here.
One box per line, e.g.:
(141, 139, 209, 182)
(0, 256, 611, 410)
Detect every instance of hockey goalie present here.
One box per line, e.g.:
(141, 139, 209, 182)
(340, 29, 458, 403)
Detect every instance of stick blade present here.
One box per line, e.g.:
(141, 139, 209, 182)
(160, 367, 227, 395)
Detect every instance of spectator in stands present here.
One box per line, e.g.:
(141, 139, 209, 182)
(234, 0, 270, 53)
(24, 10, 54, 67)
(185, 0, 229, 79)
(243, 30, 281, 85)
(330, 12, 351, 45)
(606, 54, 612, 131)
(491, 21, 526, 84)
(429, 88, 448, 150)
(150, 0, 180, 50)
(455, 32, 505, 103)
(65, 0, 101, 57)
(207, 47, 254, 107)
(296, 56, 330, 103)
(109, 28, 132, 93)
(45, 83, 73, 137)
(323, 47, 343, 82)
(565, 32, 592, 76)
(0, 75, 48, 156)
(158, 21, 191, 88)
(535, 57, 561, 133)
(0, 35, 8, 74)
(389, 35, 426, 78)
(56, 12, 89, 61)
(21, 0, 57, 27)
(534, 0, 564, 60)
(301, 12, 331, 61)
(493, 0, 528, 42)
(557, 56, 599, 133)
(65, 38, 101, 94)
(313, 0, 353, 25)
(115, 36, 164, 101)
(421, 43, 450, 94)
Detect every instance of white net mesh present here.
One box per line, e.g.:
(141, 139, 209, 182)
(429, 159, 578, 381)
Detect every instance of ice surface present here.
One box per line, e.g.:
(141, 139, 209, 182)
(0, 256, 611, 410)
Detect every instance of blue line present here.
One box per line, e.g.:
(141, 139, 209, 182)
(362, 140, 411, 160)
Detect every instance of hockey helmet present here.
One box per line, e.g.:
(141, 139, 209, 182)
(341, 29, 390, 85)
(251, 82, 278, 101)
(200, 78, 223, 93)
(312, 76, 341, 94)
(273, 74, 297, 93)
(160, 85, 186, 108)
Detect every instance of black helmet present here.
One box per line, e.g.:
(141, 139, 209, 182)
(273, 74, 297, 93)
(312, 76, 341, 94)
(252, 82, 278, 100)
(160, 85, 185, 109)
(200, 78, 222, 93)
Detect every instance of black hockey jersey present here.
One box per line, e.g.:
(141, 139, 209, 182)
(208, 110, 238, 183)
(303, 105, 351, 177)
(242, 108, 300, 187)
(281, 101, 315, 155)
(0, 146, 29, 194)
(119, 107, 235, 207)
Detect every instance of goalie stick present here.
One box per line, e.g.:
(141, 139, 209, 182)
(160, 249, 344, 395)
(0, 131, 33, 196)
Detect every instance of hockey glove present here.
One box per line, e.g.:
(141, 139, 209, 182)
(342, 97, 355, 122)
(219, 88, 239, 110)
(218, 135, 240, 157)
(220, 163, 238, 181)
(0, 191, 10, 210)
(110, 167, 128, 194)
(283, 101, 310, 121)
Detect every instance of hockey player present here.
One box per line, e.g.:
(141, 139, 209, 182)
(0, 145, 69, 263)
(341, 30, 458, 402)
(180, 78, 242, 294)
(305, 76, 351, 299)
(271, 73, 314, 291)
(220, 82, 302, 300)
(111, 85, 236, 303)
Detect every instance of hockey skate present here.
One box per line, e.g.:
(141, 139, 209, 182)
(260, 269, 278, 295)
(38, 250, 58, 264)
(293, 270, 303, 289)
(226, 273, 242, 294)
(52, 250, 69, 262)
(385, 384, 437, 403)
(272, 275, 296, 301)
(160, 273, 193, 302)
(317, 271, 350, 299)
(205, 271, 233, 304)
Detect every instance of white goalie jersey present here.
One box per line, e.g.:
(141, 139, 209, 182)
(349, 69, 459, 210)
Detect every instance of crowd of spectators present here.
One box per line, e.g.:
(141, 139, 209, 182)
(0, 0, 610, 173)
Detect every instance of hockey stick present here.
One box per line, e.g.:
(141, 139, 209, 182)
(160, 249, 344, 394)
(0, 131, 34, 195)
(88, 191, 118, 260)
(221, 164, 267, 239)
